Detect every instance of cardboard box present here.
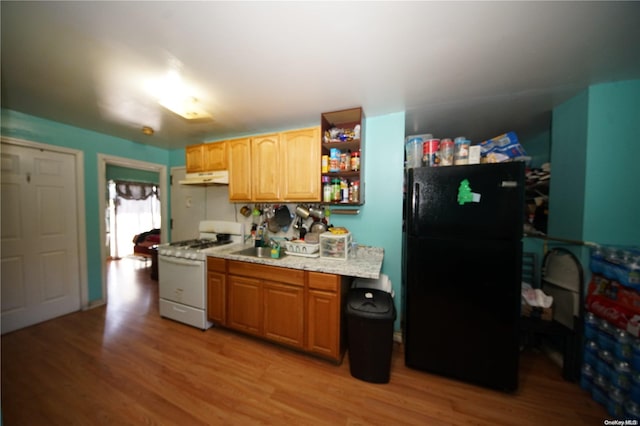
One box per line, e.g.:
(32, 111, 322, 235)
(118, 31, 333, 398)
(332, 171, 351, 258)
(521, 303, 553, 321)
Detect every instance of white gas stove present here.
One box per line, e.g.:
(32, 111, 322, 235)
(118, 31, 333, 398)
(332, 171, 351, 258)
(158, 221, 245, 260)
(158, 221, 244, 329)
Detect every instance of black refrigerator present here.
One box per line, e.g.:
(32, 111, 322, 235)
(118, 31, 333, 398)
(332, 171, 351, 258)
(402, 162, 525, 392)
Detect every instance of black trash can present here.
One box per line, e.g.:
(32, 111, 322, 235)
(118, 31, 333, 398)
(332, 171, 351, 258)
(346, 288, 396, 383)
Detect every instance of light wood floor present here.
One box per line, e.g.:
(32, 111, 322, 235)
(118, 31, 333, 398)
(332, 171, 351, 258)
(2, 258, 607, 425)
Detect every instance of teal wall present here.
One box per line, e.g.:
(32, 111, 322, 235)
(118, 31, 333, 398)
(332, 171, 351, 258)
(521, 129, 551, 169)
(531, 80, 640, 287)
(169, 147, 187, 167)
(584, 80, 640, 246)
(549, 90, 589, 241)
(328, 112, 406, 329)
(1, 109, 170, 302)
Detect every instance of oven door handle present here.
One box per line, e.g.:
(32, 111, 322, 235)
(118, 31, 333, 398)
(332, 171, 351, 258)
(158, 256, 202, 267)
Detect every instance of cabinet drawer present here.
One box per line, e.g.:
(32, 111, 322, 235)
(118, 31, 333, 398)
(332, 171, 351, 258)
(207, 257, 226, 273)
(228, 260, 304, 286)
(159, 299, 211, 330)
(308, 271, 340, 292)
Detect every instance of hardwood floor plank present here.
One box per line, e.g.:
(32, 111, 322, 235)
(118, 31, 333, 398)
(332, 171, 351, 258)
(2, 258, 607, 425)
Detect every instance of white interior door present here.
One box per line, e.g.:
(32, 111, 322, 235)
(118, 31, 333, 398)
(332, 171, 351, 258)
(1, 143, 81, 334)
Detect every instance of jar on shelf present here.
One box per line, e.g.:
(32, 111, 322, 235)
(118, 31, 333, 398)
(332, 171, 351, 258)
(329, 148, 341, 172)
(340, 152, 350, 171)
(351, 150, 360, 171)
(350, 180, 360, 203)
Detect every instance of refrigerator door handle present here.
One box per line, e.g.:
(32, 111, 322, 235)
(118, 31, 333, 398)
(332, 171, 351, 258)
(501, 180, 518, 188)
(412, 182, 420, 233)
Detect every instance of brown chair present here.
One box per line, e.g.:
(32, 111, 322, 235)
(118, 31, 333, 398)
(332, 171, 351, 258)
(520, 247, 584, 381)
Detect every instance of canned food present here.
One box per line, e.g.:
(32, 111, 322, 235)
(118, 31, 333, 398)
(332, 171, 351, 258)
(423, 139, 440, 167)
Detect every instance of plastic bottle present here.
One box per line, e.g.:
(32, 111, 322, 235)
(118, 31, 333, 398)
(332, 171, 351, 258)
(405, 137, 423, 169)
(454, 137, 470, 165)
(439, 139, 454, 166)
(340, 178, 349, 202)
(323, 176, 332, 202)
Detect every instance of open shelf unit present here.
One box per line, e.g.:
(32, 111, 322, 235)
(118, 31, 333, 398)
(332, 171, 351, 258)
(320, 107, 365, 206)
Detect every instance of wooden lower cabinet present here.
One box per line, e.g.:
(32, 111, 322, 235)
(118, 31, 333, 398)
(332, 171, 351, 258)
(307, 289, 340, 358)
(263, 281, 304, 348)
(227, 275, 262, 336)
(217, 260, 347, 363)
(306, 271, 349, 362)
(207, 257, 226, 325)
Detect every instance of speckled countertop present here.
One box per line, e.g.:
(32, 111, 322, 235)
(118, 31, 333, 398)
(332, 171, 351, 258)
(204, 243, 384, 279)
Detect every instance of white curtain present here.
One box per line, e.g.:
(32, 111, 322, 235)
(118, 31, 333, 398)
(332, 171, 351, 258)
(108, 181, 161, 258)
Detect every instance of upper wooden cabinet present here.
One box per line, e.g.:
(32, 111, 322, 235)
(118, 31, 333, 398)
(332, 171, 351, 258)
(252, 134, 281, 201)
(228, 138, 252, 202)
(204, 142, 227, 171)
(185, 141, 227, 173)
(227, 126, 321, 202)
(186, 144, 205, 172)
(282, 127, 321, 201)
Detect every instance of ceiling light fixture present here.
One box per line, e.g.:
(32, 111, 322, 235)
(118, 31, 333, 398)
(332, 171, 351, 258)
(147, 68, 213, 122)
(159, 96, 213, 122)
(142, 126, 154, 136)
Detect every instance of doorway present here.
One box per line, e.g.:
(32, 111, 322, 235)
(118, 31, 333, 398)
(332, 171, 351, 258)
(97, 154, 168, 304)
(107, 179, 161, 259)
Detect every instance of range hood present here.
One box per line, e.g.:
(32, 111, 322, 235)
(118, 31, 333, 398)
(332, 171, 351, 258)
(179, 170, 229, 185)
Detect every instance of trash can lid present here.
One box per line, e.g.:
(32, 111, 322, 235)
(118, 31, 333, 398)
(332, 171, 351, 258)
(347, 288, 394, 318)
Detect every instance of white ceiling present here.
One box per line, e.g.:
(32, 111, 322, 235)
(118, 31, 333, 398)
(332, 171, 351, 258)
(2, 1, 639, 150)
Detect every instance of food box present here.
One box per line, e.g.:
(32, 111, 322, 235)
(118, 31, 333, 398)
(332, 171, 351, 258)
(319, 231, 352, 260)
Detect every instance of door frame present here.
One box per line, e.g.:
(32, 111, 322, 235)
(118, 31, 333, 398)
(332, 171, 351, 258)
(1, 136, 89, 309)
(97, 154, 168, 303)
